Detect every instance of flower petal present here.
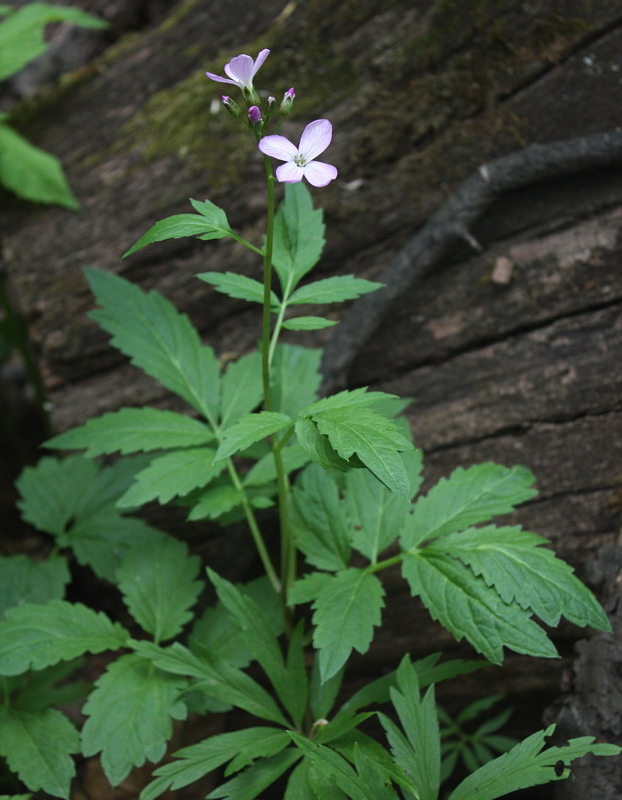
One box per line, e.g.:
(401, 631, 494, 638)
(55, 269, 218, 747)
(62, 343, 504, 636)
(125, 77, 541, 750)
(299, 119, 333, 161)
(258, 135, 298, 161)
(252, 49, 270, 77)
(224, 54, 254, 87)
(276, 162, 305, 183)
(303, 160, 338, 187)
(205, 72, 238, 86)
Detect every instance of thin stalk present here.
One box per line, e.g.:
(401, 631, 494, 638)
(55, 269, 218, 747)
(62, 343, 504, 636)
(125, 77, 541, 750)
(228, 231, 264, 257)
(261, 156, 276, 412)
(366, 553, 403, 574)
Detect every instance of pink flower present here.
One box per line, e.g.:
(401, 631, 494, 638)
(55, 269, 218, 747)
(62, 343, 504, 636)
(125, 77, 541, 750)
(205, 49, 270, 93)
(258, 119, 338, 187)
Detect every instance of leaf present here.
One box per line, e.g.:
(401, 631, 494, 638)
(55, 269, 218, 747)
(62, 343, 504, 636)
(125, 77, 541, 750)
(430, 525, 611, 631)
(402, 552, 558, 663)
(197, 271, 278, 307)
(0, 3, 108, 80)
(313, 407, 413, 499)
(140, 728, 291, 800)
(402, 463, 538, 549)
(8, 659, 88, 713)
(86, 268, 221, 422)
(308, 569, 385, 682)
(45, 407, 214, 456)
(295, 418, 353, 472)
(288, 276, 383, 305)
(188, 484, 242, 521)
(302, 388, 398, 417)
(123, 211, 231, 258)
(117, 447, 221, 506)
(243, 440, 309, 486)
(0, 555, 69, 618)
(0, 706, 79, 799)
(214, 411, 293, 461)
(0, 123, 78, 209)
(283, 316, 337, 330)
(208, 749, 301, 800)
(82, 654, 187, 787)
(116, 534, 203, 642)
(448, 724, 622, 800)
(0, 601, 129, 676)
(220, 351, 263, 427)
(271, 344, 323, 417)
(290, 464, 351, 571)
(272, 182, 325, 291)
(190, 197, 232, 234)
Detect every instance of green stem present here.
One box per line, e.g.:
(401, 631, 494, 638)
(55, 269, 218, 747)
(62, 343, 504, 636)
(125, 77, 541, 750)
(228, 231, 264, 257)
(262, 156, 276, 412)
(366, 553, 403, 574)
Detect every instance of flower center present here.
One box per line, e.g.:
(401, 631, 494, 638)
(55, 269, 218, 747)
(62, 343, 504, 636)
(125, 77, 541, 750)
(294, 153, 308, 167)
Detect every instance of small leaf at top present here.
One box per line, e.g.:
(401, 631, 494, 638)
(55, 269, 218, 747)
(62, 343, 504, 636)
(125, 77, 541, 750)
(283, 316, 337, 331)
(288, 275, 383, 305)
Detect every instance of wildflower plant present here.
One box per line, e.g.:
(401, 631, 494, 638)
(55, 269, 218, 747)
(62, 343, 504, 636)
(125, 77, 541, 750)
(0, 48, 620, 800)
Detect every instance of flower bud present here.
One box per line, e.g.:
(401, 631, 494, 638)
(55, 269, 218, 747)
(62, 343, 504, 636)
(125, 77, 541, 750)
(248, 105, 261, 125)
(221, 95, 241, 118)
(280, 87, 295, 115)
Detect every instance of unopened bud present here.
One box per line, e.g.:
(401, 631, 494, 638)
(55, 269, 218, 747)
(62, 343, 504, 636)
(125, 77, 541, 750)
(221, 95, 241, 118)
(248, 105, 261, 125)
(280, 87, 295, 115)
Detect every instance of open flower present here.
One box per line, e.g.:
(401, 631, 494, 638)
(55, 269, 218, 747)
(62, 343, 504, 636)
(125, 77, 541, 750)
(258, 119, 338, 187)
(205, 49, 270, 93)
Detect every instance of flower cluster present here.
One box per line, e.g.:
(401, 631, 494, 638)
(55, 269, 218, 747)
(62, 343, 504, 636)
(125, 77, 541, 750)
(206, 49, 337, 187)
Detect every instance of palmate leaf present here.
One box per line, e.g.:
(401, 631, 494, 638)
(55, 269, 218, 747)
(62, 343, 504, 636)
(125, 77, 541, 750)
(272, 182, 325, 292)
(140, 727, 291, 800)
(402, 551, 557, 664)
(430, 526, 611, 631)
(86, 268, 221, 422)
(0, 706, 80, 799)
(197, 271, 278, 307)
(0, 601, 129, 676)
(288, 275, 383, 305)
(283, 316, 337, 331)
(45, 407, 215, 456)
(401, 463, 538, 549)
(0, 555, 69, 618)
(214, 411, 293, 461)
(116, 534, 203, 642)
(81, 654, 187, 787)
(290, 568, 385, 682)
(447, 723, 621, 800)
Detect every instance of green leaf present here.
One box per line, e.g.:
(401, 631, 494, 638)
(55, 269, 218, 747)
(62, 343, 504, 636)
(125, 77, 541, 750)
(0, 123, 78, 209)
(430, 525, 611, 631)
(220, 351, 263, 427)
(117, 447, 221, 506)
(243, 440, 309, 486)
(0, 601, 129, 676)
(123, 212, 231, 258)
(302, 388, 399, 417)
(116, 534, 203, 641)
(448, 724, 622, 800)
(313, 407, 413, 499)
(402, 463, 538, 549)
(7, 659, 88, 713)
(283, 621, 310, 730)
(45, 407, 214, 456)
(0, 706, 79, 798)
(208, 749, 301, 800)
(283, 316, 337, 330)
(81, 654, 187, 787)
(140, 728, 291, 800)
(272, 182, 325, 292)
(288, 276, 383, 305)
(271, 344, 323, 417)
(345, 449, 423, 563)
(0, 555, 69, 618)
(402, 551, 558, 663)
(290, 464, 351, 571)
(197, 271, 278, 307)
(86, 268, 221, 422)
(308, 568, 385, 682)
(188, 484, 242, 520)
(0, 3, 108, 80)
(295, 418, 354, 472)
(190, 197, 232, 235)
(214, 411, 293, 461)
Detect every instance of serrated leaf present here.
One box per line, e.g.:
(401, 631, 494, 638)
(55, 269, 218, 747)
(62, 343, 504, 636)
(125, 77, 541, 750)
(0, 123, 78, 209)
(272, 182, 325, 292)
(46, 407, 214, 457)
(0, 555, 69, 618)
(288, 276, 383, 305)
(271, 344, 323, 417)
(116, 534, 203, 641)
(208, 748, 301, 800)
(124, 207, 231, 257)
(448, 724, 622, 800)
(295, 418, 353, 472)
(402, 551, 558, 663)
(190, 197, 231, 231)
(82, 654, 187, 787)
(402, 463, 538, 549)
(214, 411, 293, 461)
(290, 464, 351, 571)
(86, 268, 221, 422)
(0, 600, 128, 676)
(430, 525, 610, 631)
(309, 569, 385, 682)
(314, 407, 413, 499)
(117, 447, 220, 506)
(197, 271, 278, 307)
(188, 484, 242, 520)
(302, 388, 399, 417)
(9, 659, 88, 713)
(283, 316, 337, 330)
(220, 351, 263, 427)
(0, 706, 79, 798)
(140, 728, 291, 800)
